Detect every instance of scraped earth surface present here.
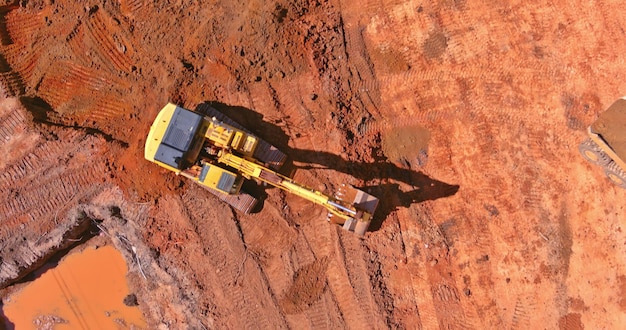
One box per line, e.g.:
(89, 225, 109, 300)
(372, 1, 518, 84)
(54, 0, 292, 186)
(1, 0, 625, 328)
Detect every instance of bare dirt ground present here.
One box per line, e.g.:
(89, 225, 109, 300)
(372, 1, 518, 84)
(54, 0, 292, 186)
(1, 0, 625, 328)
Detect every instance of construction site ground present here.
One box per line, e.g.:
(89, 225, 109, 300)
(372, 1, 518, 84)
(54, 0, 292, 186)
(1, 0, 625, 329)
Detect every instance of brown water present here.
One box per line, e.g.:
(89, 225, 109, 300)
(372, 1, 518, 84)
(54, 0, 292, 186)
(3, 245, 146, 329)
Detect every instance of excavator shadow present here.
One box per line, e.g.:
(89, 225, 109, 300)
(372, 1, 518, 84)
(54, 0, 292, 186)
(197, 101, 459, 232)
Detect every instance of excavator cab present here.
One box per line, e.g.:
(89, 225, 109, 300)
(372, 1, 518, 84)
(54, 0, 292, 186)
(145, 104, 245, 195)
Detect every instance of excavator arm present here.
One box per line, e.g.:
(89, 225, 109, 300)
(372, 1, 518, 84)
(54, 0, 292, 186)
(218, 151, 378, 236)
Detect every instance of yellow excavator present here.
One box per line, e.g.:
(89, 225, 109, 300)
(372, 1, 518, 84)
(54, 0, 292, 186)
(579, 97, 626, 188)
(145, 103, 379, 236)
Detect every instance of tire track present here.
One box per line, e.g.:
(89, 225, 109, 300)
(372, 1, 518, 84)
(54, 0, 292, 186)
(4, 7, 47, 45)
(327, 234, 384, 328)
(304, 292, 343, 329)
(0, 153, 40, 183)
(407, 202, 476, 329)
(340, 21, 382, 116)
(326, 258, 370, 329)
(37, 70, 81, 110)
(120, 0, 148, 19)
(85, 8, 134, 73)
(0, 130, 106, 240)
(37, 62, 128, 121)
(0, 160, 106, 239)
(465, 112, 504, 203)
(0, 5, 18, 46)
(424, 244, 476, 330)
(182, 186, 286, 329)
(65, 21, 92, 66)
(272, 78, 317, 132)
(0, 129, 82, 194)
(65, 62, 123, 91)
(341, 237, 382, 327)
(509, 294, 535, 330)
(277, 200, 341, 327)
(362, 0, 405, 15)
(180, 192, 255, 328)
(303, 221, 334, 266)
(3, 43, 43, 86)
(445, 204, 503, 328)
(0, 68, 23, 96)
(290, 232, 316, 269)
(86, 98, 129, 123)
(431, 282, 474, 329)
(326, 231, 378, 328)
(401, 209, 440, 330)
(242, 204, 296, 308)
(65, 62, 129, 121)
(408, 273, 438, 330)
(246, 82, 280, 120)
(0, 108, 26, 141)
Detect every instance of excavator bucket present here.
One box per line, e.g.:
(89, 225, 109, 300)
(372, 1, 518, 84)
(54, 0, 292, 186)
(335, 185, 379, 236)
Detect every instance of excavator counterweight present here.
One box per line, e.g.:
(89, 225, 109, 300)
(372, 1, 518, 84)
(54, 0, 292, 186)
(145, 103, 379, 236)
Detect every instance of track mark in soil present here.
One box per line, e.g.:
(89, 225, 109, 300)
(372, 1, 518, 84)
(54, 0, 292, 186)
(271, 79, 317, 133)
(558, 313, 583, 330)
(34, 61, 130, 129)
(0, 56, 24, 96)
(302, 295, 341, 329)
(430, 278, 474, 329)
(339, 235, 386, 327)
(0, 133, 108, 239)
(3, 43, 43, 87)
(0, 132, 78, 185)
(325, 233, 381, 329)
(245, 83, 285, 124)
(120, 0, 148, 19)
(179, 186, 286, 329)
(409, 203, 477, 329)
(510, 294, 535, 329)
(65, 21, 91, 65)
(0, 106, 26, 141)
(561, 91, 601, 131)
(326, 259, 368, 329)
(85, 7, 134, 73)
(423, 30, 449, 60)
(4, 7, 48, 46)
(341, 22, 382, 115)
(37, 64, 97, 112)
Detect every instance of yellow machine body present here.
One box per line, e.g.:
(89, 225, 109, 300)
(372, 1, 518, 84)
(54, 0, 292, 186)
(145, 103, 379, 235)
